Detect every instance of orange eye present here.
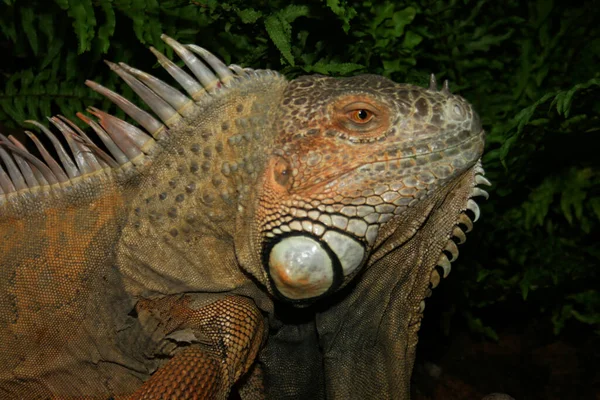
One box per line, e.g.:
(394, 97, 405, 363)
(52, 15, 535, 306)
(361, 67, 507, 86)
(348, 109, 374, 124)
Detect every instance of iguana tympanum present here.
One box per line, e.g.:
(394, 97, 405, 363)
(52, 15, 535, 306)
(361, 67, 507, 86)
(0, 35, 489, 399)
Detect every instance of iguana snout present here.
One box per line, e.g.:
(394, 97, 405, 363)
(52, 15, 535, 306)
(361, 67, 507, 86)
(257, 74, 485, 302)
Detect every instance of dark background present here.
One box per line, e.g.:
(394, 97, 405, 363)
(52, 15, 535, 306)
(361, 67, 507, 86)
(1, 1, 598, 398)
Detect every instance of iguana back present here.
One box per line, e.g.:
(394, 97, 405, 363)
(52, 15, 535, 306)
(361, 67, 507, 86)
(0, 34, 489, 399)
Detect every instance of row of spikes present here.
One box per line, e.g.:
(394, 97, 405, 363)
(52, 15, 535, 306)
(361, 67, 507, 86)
(427, 73, 451, 94)
(0, 34, 254, 196)
(429, 162, 490, 288)
(418, 162, 491, 314)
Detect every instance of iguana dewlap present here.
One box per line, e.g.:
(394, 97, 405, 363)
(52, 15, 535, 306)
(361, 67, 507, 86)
(0, 34, 489, 399)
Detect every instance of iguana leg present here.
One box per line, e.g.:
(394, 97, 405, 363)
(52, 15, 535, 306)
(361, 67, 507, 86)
(129, 295, 265, 399)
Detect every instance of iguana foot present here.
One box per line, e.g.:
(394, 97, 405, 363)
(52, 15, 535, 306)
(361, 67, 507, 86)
(129, 295, 265, 399)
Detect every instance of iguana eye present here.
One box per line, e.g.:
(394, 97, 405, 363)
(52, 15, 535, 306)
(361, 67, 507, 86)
(273, 157, 291, 187)
(348, 109, 374, 124)
(334, 98, 388, 140)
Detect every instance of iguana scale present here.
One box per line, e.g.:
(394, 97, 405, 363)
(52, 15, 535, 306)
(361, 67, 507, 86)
(0, 34, 489, 399)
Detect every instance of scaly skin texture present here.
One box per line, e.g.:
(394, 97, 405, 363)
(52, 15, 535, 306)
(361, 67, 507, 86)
(0, 38, 486, 399)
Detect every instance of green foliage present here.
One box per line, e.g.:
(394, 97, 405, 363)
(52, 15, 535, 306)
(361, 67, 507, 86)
(0, 0, 598, 338)
(264, 5, 310, 66)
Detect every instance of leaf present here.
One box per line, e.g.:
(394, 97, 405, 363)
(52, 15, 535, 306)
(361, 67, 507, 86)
(465, 312, 499, 341)
(279, 5, 309, 23)
(551, 78, 600, 118)
(67, 0, 97, 53)
(265, 15, 294, 66)
(464, 30, 514, 52)
(370, 3, 395, 32)
(392, 7, 417, 37)
(264, 6, 309, 66)
(237, 8, 262, 24)
(53, 0, 69, 10)
(97, 0, 116, 53)
(20, 7, 38, 55)
(559, 168, 592, 224)
(39, 14, 62, 69)
(326, 0, 357, 32)
(402, 30, 422, 49)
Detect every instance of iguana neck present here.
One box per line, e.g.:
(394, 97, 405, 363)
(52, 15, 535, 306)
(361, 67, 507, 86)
(115, 74, 289, 297)
(313, 164, 482, 398)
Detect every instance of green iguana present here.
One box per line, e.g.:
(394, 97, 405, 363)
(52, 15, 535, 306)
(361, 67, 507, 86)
(0, 35, 489, 399)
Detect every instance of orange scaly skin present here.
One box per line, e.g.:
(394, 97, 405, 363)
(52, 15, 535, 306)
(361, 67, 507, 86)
(0, 36, 488, 399)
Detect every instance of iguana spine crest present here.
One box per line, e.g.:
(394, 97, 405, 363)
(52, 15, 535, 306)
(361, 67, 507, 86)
(0, 34, 277, 209)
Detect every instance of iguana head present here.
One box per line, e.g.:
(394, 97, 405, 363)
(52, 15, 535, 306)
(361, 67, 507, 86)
(252, 74, 485, 302)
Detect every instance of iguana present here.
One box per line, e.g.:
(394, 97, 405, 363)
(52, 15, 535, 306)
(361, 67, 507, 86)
(0, 34, 489, 399)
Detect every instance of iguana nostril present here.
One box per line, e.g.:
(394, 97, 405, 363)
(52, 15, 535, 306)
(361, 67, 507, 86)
(454, 104, 462, 116)
(452, 102, 466, 119)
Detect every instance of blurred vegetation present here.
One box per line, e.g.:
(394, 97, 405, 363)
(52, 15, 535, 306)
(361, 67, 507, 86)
(0, 0, 598, 339)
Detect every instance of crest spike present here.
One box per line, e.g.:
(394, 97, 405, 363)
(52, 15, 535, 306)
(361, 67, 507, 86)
(161, 34, 220, 91)
(428, 73, 437, 91)
(150, 47, 205, 101)
(118, 62, 195, 117)
(441, 80, 450, 94)
(77, 113, 129, 166)
(24, 131, 69, 183)
(104, 61, 182, 127)
(186, 44, 234, 84)
(85, 80, 166, 138)
(25, 120, 80, 178)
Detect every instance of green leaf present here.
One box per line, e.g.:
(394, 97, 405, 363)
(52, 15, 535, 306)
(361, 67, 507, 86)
(38, 14, 62, 69)
(53, 0, 69, 10)
(279, 4, 309, 23)
(264, 5, 308, 67)
(265, 14, 294, 66)
(237, 8, 262, 24)
(392, 7, 416, 37)
(465, 312, 499, 341)
(97, 0, 116, 53)
(67, 0, 97, 53)
(20, 7, 38, 55)
(326, 0, 357, 32)
(464, 30, 513, 52)
(370, 3, 395, 31)
(402, 30, 422, 49)
(551, 78, 600, 118)
(559, 168, 592, 224)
